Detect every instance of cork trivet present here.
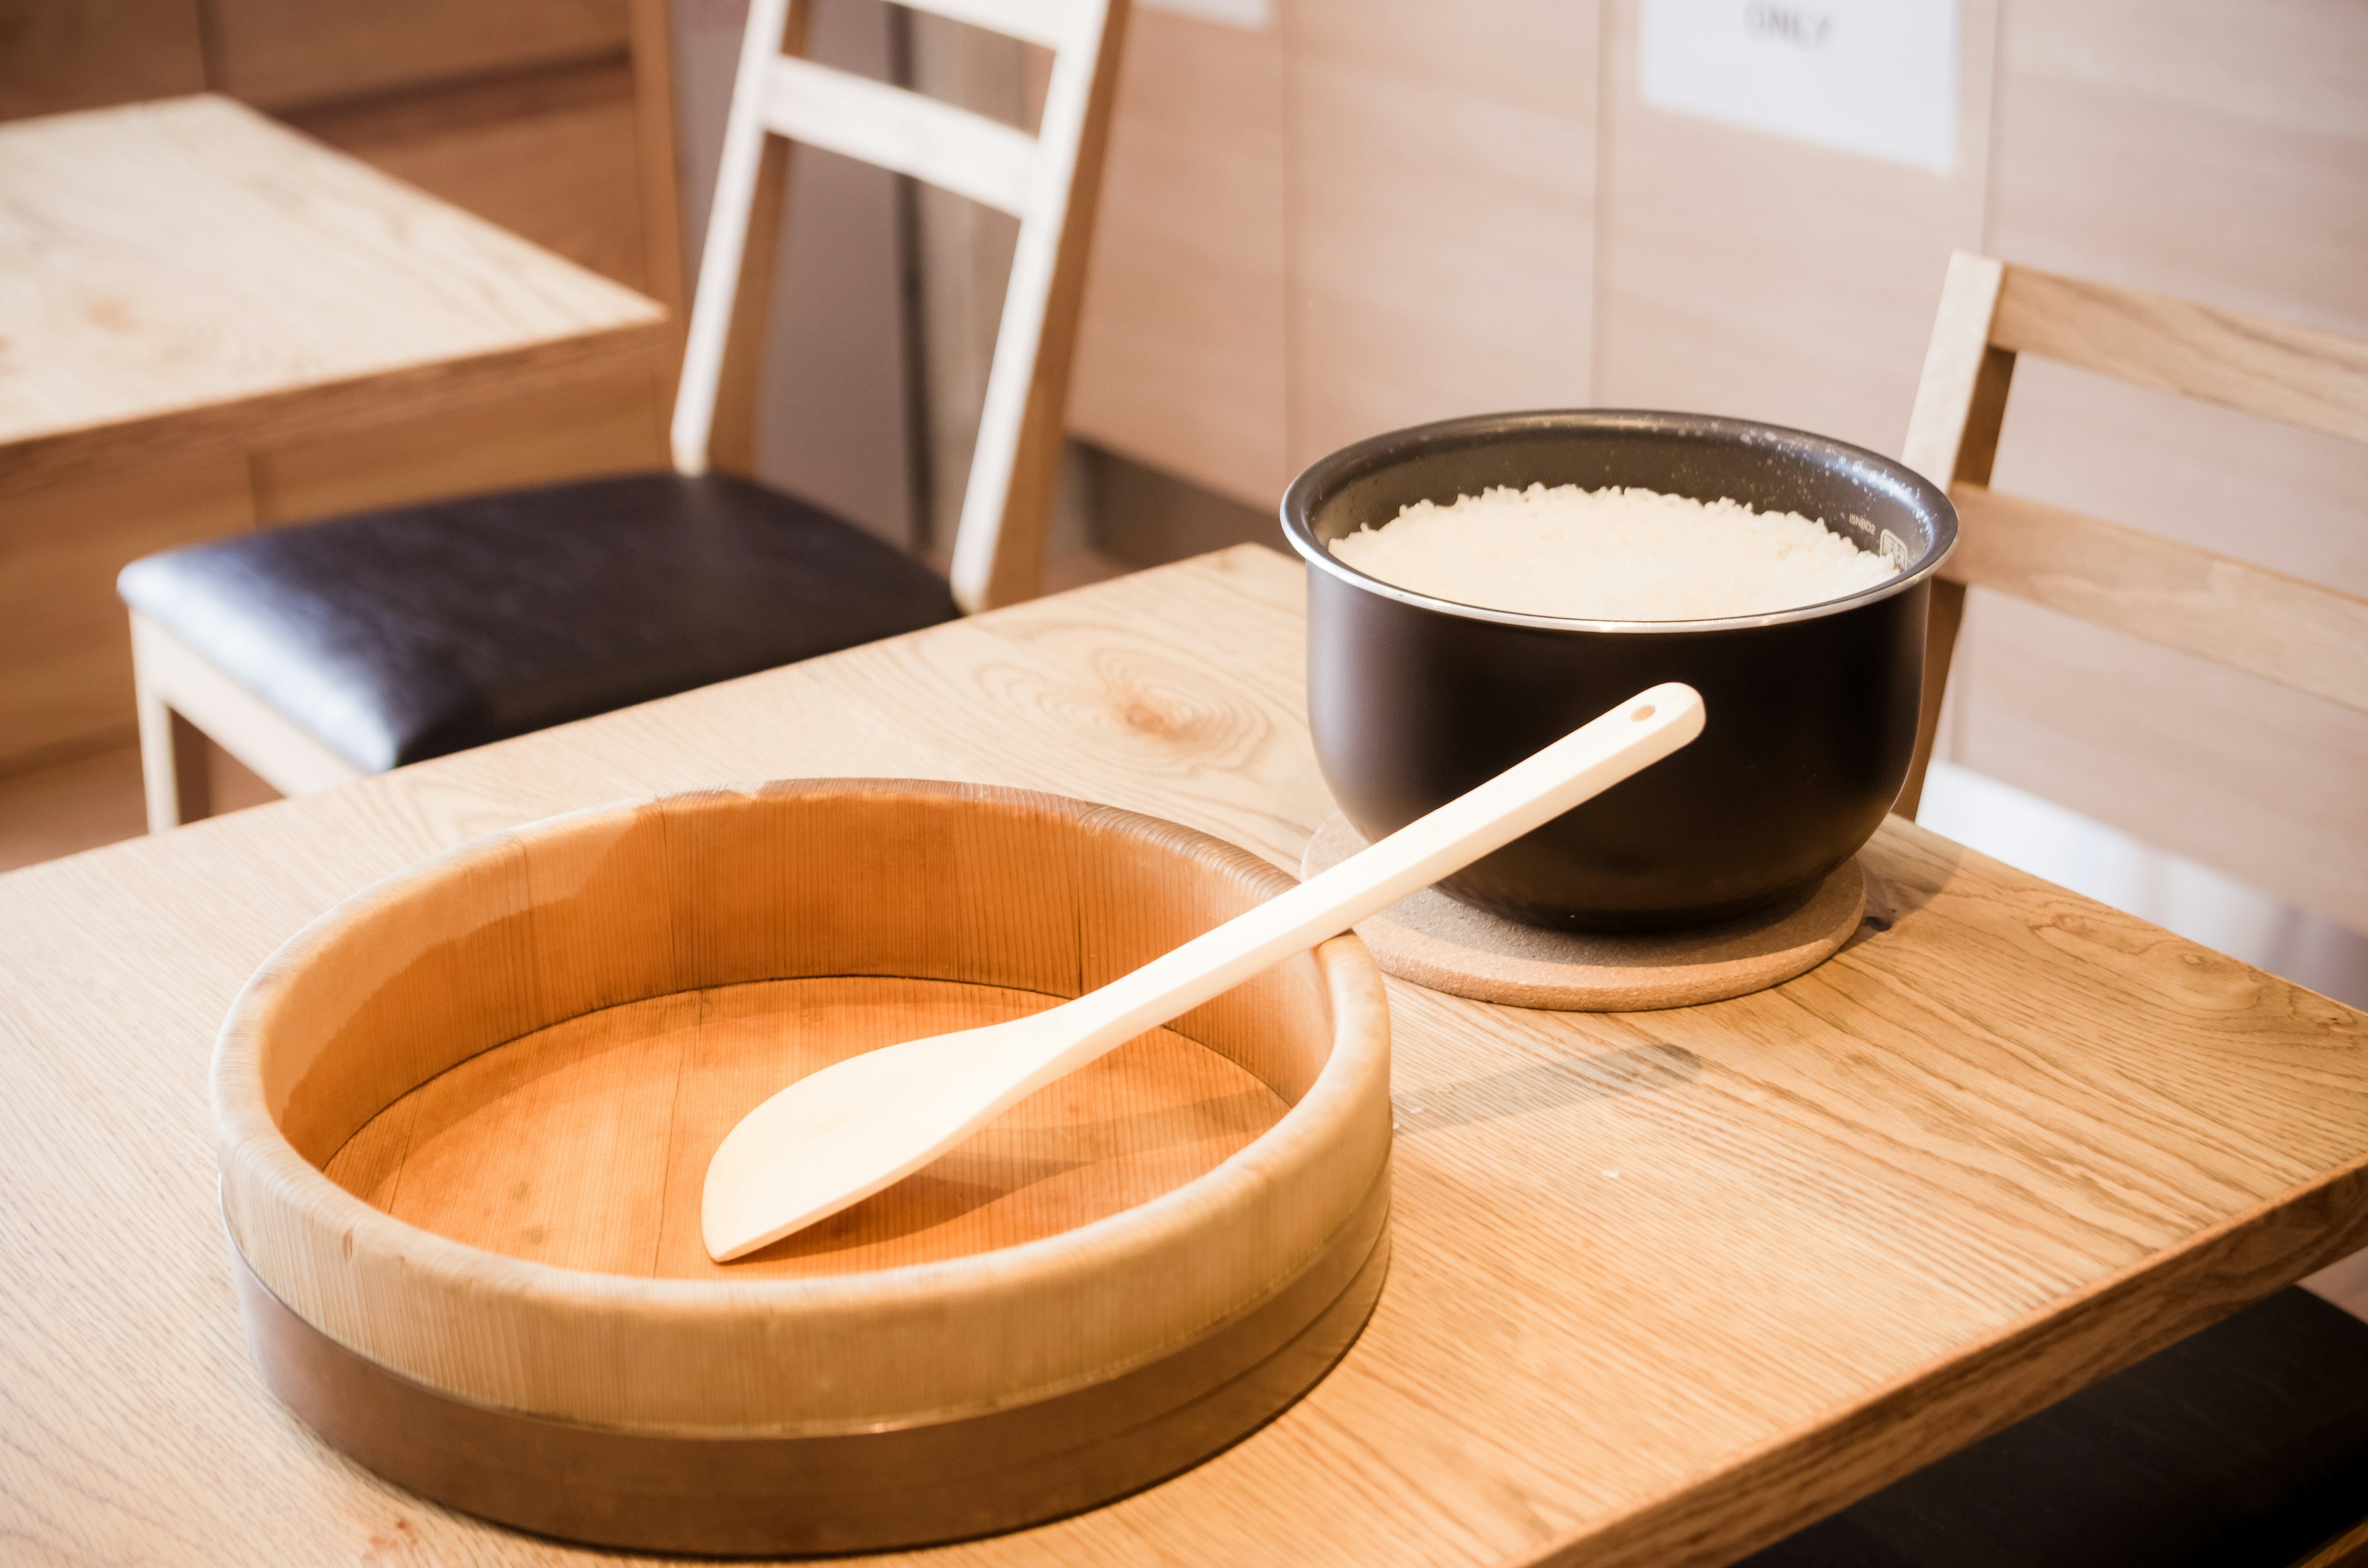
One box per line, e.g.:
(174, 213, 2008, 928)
(1301, 814, 1866, 1011)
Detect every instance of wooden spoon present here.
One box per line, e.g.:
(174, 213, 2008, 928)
(702, 682, 1706, 1261)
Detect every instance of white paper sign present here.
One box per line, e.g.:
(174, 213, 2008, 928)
(1638, 0, 1959, 173)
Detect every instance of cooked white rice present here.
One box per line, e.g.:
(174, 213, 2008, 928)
(1328, 482, 1897, 621)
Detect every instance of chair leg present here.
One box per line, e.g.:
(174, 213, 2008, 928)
(134, 676, 211, 833)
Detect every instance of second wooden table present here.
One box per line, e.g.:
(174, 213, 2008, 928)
(0, 94, 672, 774)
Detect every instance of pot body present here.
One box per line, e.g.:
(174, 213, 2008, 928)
(1285, 411, 1955, 932)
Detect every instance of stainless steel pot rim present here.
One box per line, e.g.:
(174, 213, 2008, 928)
(1279, 408, 1960, 635)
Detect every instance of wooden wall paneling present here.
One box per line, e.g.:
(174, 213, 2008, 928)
(283, 62, 657, 294)
(0, 741, 147, 872)
(1087, 446, 1279, 568)
(905, 15, 1034, 552)
(1944, 0, 2368, 930)
(1067, 9, 1288, 511)
(1284, 0, 1600, 472)
(0, 0, 207, 121)
(946, 0, 1137, 613)
(1986, 0, 2368, 329)
(666, 0, 916, 548)
(1949, 602, 2368, 933)
(0, 456, 253, 772)
(754, 2, 917, 548)
(625, 0, 689, 318)
(250, 371, 668, 525)
(204, 0, 632, 112)
(202, 736, 285, 818)
(1593, 0, 1998, 457)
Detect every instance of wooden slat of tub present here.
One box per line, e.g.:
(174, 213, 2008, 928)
(2, 546, 2366, 1568)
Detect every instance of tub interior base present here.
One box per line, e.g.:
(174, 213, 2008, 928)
(325, 975, 1289, 1279)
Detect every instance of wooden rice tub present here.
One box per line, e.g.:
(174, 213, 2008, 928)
(213, 780, 1392, 1554)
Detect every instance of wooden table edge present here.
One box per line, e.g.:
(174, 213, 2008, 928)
(0, 316, 672, 500)
(1511, 1143, 2368, 1568)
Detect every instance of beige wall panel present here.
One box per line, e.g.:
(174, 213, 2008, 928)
(1285, 0, 1598, 472)
(0, 0, 205, 122)
(665, 0, 913, 548)
(210, 0, 630, 111)
(1594, 0, 1997, 456)
(292, 67, 652, 293)
(1990, 363, 2368, 597)
(0, 456, 253, 768)
(253, 373, 665, 525)
(758, 139, 915, 548)
(1946, 0, 2368, 925)
(1068, 11, 1288, 511)
(1989, 0, 2368, 329)
(903, 15, 1031, 552)
(1983, 0, 2368, 582)
(1951, 596, 2368, 932)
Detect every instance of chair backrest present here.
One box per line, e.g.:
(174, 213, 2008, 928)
(1894, 251, 2368, 815)
(669, 0, 1128, 613)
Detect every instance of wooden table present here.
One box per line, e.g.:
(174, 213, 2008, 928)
(4, 548, 2365, 1568)
(0, 94, 672, 773)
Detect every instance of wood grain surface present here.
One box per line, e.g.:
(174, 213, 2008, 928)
(324, 977, 1287, 1281)
(215, 778, 1387, 1435)
(4, 548, 2366, 1567)
(0, 95, 667, 497)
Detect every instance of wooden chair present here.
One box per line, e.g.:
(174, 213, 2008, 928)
(1894, 249, 2368, 817)
(118, 0, 1130, 831)
(1749, 255, 2368, 1568)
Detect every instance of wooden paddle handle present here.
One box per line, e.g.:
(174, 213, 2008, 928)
(1011, 684, 1706, 1096)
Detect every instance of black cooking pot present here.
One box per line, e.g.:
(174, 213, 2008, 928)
(1282, 410, 1957, 932)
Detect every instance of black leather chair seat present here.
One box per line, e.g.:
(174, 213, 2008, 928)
(1739, 1287, 2368, 1567)
(118, 472, 960, 773)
